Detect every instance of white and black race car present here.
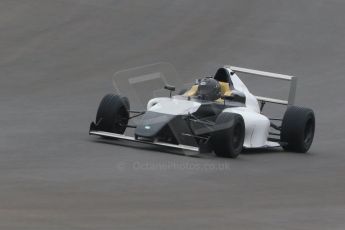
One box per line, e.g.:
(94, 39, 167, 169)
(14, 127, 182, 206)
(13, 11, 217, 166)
(89, 66, 315, 158)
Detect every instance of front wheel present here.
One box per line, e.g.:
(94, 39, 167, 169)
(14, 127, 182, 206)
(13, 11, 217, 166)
(95, 94, 130, 134)
(280, 106, 315, 153)
(210, 112, 245, 158)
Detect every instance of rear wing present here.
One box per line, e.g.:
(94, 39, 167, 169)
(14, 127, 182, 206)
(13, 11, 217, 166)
(229, 66, 297, 106)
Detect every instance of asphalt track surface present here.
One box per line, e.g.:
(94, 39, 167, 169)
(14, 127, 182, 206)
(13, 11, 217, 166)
(1, 0, 345, 229)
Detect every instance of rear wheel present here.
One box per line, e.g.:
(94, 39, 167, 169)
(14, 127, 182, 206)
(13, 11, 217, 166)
(281, 106, 315, 153)
(210, 112, 245, 158)
(95, 94, 130, 134)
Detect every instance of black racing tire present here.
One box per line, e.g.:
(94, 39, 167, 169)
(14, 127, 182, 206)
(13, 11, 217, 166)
(95, 94, 130, 134)
(210, 112, 245, 158)
(280, 106, 315, 153)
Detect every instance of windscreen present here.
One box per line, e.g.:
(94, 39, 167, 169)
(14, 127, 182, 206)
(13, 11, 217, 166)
(112, 62, 186, 110)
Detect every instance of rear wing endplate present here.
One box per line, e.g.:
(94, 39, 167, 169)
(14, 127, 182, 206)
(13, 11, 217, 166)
(230, 66, 297, 106)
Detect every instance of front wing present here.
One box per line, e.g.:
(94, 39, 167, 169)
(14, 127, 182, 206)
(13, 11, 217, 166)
(89, 130, 200, 154)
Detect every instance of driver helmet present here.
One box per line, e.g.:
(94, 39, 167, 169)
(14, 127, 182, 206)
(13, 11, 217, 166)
(197, 77, 221, 101)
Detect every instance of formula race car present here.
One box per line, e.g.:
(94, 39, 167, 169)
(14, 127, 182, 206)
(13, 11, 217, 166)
(89, 66, 315, 158)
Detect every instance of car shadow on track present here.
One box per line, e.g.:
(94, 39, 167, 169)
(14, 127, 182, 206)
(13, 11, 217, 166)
(241, 147, 284, 155)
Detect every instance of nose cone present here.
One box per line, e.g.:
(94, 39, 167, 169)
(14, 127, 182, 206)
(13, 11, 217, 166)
(135, 111, 175, 138)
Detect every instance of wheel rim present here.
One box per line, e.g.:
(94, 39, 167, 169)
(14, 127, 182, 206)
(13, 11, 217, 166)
(114, 107, 129, 133)
(232, 123, 244, 149)
(304, 118, 314, 148)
